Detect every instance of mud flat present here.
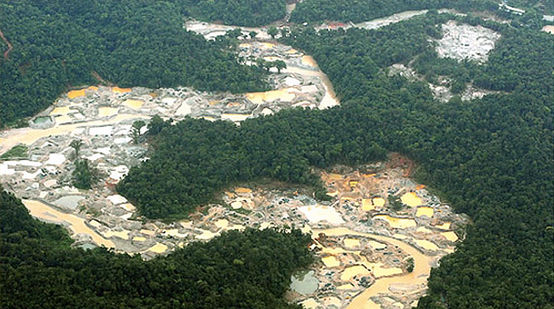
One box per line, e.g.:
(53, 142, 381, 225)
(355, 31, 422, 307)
(23, 199, 114, 248)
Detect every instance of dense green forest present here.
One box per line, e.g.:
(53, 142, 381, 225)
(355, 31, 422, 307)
(0, 0, 268, 127)
(119, 13, 553, 307)
(0, 189, 313, 308)
(178, 0, 287, 26)
(290, 0, 498, 23)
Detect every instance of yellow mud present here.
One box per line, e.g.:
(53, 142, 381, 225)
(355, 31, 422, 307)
(373, 197, 385, 207)
(103, 230, 130, 240)
(441, 231, 458, 242)
(373, 215, 416, 229)
(246, 88, 296, 104)
(368, 262, 403, 278)
(215, 219, 229, 229)
(362, 199, 374, 211)
(261, 42, 275, 49)
(112, 87, 131, 93)
(415, 206, 434, 218)
(50, 106, 71, 116)
(68, 89, 86, 99)
(123, 99, 144, 110)
(300, 298, 319, 309)
(415, 239, 439, 251)
(322, 255, 341, 267)
(344, 238, 361, 248)
(400, 192, 422, 207)
(148, 243, 168, 253)
(341, 265, 371, 281)
(235, 187, 252, 194)
(55, 115, 72, 124)
(98, 107, 118, 117)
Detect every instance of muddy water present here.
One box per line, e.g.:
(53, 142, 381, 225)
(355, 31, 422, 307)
(283, 63, 339, 109)
(313, 228, 433, 309)
(0, 114, 147, 154)
(23, 199, 114, 248)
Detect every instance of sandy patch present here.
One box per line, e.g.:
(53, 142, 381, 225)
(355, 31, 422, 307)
(362, 199, 374, 211)
(50, 106, 71, 116)
(215, 219, 229, 229)
(369, 262, 403, 278)
(246, 88, 296, 104)
(441, 231, 458, 242)
(98, 107, 118, 117)
(341, 265, 370, 281)
(103, 230, 130, 240)
(373, 215, 416, 229)
(415, 206, 434, 218)
(373, 197, 385, 207)
(542, 25, 554, 34)
(196, 229, 217, 240)
(415, 239, 439, 251)
(322, 255, 340, 267)
(123, 99, 144, 110)
(148, 242, 168, 253)
(299, 298, 319, 309)
(401, 192, 422, 207)
(344, 238, 360, 248)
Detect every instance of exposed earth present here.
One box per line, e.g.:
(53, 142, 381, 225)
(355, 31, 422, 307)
(2, 10, 513, 309)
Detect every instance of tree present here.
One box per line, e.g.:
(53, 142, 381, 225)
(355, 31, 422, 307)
(225, 28, 242, 39)
(70, 139, 83, 159)
(388, 195, 403, 211)
(268, 27, 278, 39)
(274, 60, 287, 73)
(249, 31, 257, 39)
(256, 58, 268, 71)
(147, 115, 166, 136)
(131, 120, 146, 144)
(406, 257, 414, 272)
(73, 159, 93, 189)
